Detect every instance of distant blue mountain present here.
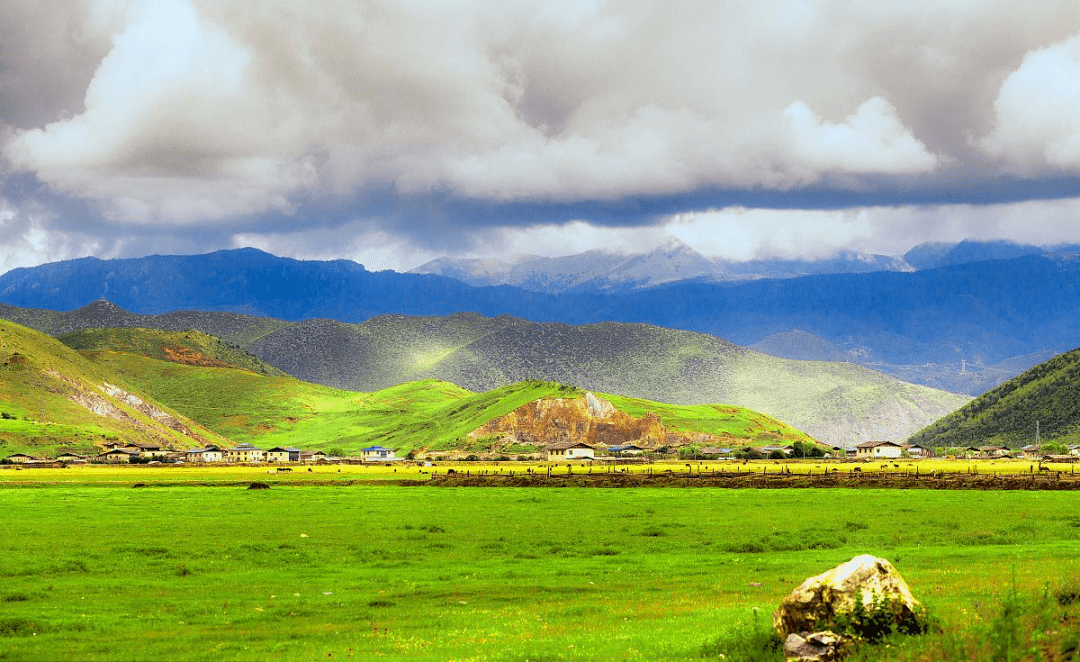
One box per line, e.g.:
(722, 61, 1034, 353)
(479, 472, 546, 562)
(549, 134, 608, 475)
(411, 238, 1079, 292)
(901, 239, 1077, 270)
(4, 246, 1080, 395)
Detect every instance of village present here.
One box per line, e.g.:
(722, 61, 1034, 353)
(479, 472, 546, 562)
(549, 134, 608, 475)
(4, 438, 1079, 468)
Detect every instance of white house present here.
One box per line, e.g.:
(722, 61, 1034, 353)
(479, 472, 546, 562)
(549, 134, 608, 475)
(545, 441, 595, 461)
(855, 440, 904, 459)
(186, 446, 224, 462)
(608, 444, 645, 456)
(360, 445, 399, 462)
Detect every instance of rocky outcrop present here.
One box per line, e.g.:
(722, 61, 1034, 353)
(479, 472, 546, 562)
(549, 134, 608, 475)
(774, 555, 922, 656)
(783, 630, 849, 662)
(469, 393, 718, 450)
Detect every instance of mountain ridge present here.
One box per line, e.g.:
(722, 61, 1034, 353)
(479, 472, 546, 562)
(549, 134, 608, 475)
(0, 301, 969, 445)
(5, 246, 1080, 395)
(908, 345, 1080, 449)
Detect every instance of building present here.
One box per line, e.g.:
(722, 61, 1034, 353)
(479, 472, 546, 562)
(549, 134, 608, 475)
(266, 447, 302, 462)
(360, 445, 398, 462)
(855, 440, 904, 459)
(904, 444, 931, 458)
(100, 448, 138, 463)
(608, 444, 645, 456)
(979, 446, 1010, 458)
(300, 450, 327, 463)
(55, 453, 88, 463)
(699, 447, 735, 458)
(3, 453, 38, 464)
(224, 443, 265, 463)
(185, 446, 224, 463)
(758, 445, 795, 457)
(137, 443, 167, 459)
(545, 441, 595, 461)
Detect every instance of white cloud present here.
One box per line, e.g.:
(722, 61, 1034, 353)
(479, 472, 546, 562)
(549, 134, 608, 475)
(784, 97, 938, 175)
(4, 0, 1023, 226)
(980, 33, 1080, 172)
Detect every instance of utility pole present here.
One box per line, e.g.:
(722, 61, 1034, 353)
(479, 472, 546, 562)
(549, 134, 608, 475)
(1036, 420, 1040, 448)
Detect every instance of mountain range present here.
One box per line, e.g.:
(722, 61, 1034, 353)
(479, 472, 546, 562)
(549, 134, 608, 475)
(3, 242, 1080, 396)
(0, 319, 817, 457)
(409, 238, 1078, 292)
(0, 300, 968, 445)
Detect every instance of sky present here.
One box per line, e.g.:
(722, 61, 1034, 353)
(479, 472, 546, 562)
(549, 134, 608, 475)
(2, 0, 1080, 273)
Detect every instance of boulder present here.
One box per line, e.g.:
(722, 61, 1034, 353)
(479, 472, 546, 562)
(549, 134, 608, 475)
(773, 554, 920, 639)
(784, 631, 849, 662)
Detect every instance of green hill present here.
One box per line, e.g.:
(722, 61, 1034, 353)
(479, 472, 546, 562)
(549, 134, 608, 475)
(72, 329, 815, 454)
(61, 327, 286, 376)
(0, 320, 230, 457)
(908, 346, 1080, 449)
(1, 301, 970, 445)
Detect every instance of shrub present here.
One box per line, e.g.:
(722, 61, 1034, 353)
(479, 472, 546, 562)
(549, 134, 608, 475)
(832, 591, 930, 644)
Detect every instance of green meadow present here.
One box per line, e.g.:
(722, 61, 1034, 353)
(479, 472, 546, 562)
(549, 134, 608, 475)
(2, 484, 1080, 661)
(75, 344, 814, 455)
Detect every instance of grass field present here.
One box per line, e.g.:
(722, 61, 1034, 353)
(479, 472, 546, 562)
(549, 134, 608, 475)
(2, 458, 1079, 487)
(2, 479, 1080, 661)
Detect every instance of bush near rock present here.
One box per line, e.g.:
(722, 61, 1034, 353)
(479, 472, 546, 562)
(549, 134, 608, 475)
(774, 554, 924, 660)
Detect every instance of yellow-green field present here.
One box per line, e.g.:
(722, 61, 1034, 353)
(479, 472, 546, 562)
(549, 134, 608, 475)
(2, 458, 1076, 488)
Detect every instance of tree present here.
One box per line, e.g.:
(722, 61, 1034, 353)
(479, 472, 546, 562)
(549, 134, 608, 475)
(1041, 441, 1069, 456)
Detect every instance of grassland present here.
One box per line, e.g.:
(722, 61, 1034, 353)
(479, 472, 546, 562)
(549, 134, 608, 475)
(68, 341, 815, 455)
(0, 320, 229, 457)
(61, 328, 286, 377)
(1, 481, 1079, 661)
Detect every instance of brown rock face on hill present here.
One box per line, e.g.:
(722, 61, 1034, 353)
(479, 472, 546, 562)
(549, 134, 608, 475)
(469, 392, 717, 449)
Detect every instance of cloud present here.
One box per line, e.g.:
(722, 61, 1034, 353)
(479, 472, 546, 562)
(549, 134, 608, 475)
(3, 0, 1039, 226)
(0, 198, 104, 274)
(979, 33, 1080, 172)
(1, 0, 1080, 267)
(783, 98, 938, 176)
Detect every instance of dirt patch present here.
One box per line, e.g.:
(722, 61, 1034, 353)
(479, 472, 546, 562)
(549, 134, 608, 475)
(470, 393, 720, 451)
(162, 346, 233, 369)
